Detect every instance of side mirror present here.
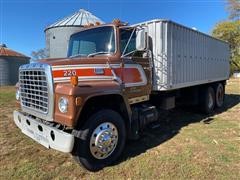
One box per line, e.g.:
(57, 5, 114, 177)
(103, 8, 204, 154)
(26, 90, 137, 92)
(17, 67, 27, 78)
(136, 28, 147, 51)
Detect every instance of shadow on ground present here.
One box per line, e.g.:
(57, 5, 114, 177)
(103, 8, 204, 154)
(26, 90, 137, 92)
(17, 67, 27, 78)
(115, 93, 240, 165)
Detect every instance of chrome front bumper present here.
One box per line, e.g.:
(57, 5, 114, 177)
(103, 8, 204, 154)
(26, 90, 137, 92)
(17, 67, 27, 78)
(13, 110, 74, 153)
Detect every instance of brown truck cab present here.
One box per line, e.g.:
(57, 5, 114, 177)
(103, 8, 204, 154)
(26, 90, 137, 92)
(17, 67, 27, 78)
(14, 20, 153, 171)
(13, 19, 228, 171)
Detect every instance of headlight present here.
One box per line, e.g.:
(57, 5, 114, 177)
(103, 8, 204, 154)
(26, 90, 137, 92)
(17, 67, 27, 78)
(58, 97, 68, 113)
(16, 89, 20, 101)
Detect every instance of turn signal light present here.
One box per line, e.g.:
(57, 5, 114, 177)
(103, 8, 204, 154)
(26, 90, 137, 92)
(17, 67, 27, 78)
(95, 21, 101, 26)
(113, 19, 121, 26)
(112, 19, 128, 26)
(83, 23, 94, 28)
(75, 97, 82, 106)
(71, 75, 78, 86)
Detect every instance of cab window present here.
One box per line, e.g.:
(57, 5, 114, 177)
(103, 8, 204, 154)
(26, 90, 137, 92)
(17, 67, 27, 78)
(120, 29, 136, 55)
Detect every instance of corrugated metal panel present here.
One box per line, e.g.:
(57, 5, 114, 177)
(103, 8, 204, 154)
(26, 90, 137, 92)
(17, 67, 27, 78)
(135, 19, 230, 91)
(0, 45, 30, 86)
(46, 26, 84, 58)
(0, 58, 9, 85)
(45, 9, 104, 31)
(9, 58, 29, 85)
(0, 57, 30, 86)
(45, 9, 104, 58)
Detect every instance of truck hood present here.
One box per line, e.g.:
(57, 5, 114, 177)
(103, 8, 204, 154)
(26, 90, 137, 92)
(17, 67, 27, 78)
(38, 56, 122, 84)
(39, 56, 120, 67)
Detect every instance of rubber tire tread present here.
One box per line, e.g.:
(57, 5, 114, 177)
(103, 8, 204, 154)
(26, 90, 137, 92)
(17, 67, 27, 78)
(200, 86, 215, 114)
(72, 109, 126, 171)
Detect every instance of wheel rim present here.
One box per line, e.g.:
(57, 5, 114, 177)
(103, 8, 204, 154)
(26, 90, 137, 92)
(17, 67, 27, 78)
(90, 122, 118, 159)
(208, 93, 214, 109)
(217, 85, 223, 106)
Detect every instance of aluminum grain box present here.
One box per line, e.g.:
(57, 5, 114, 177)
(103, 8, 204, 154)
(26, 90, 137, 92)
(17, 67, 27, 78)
(134, 19, 230, 91)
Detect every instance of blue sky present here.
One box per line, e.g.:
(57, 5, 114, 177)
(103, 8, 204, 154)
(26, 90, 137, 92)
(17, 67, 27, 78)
(0, 0, 228, 57)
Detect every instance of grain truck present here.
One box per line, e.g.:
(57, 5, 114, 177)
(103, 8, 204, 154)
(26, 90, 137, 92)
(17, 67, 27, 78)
(13, 19, 229, 171)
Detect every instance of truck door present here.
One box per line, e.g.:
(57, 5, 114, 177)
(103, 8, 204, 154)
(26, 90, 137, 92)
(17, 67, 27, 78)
(120, 28, 152, 104)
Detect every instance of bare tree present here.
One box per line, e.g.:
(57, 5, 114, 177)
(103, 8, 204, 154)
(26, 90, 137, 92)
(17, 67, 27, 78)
(227, 0, 240, 20)
(31, 48, 48, 61)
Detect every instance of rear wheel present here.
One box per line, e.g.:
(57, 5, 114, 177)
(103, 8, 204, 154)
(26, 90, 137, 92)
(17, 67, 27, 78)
(72, 109, 126, 171)
(200, 86, 215, 114)
(215, 83, 225, 108)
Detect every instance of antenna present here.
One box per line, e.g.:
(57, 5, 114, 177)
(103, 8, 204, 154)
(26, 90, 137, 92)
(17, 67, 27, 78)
(87, 0, 90, 10)
(0, 0, 3, 44)
(119, 0, 122, 20)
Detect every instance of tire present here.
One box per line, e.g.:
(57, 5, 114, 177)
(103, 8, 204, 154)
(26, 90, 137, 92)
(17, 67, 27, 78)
(200, 86, 215, 114)
(72, 109, 126, 171)
(215, 83, 225, 108)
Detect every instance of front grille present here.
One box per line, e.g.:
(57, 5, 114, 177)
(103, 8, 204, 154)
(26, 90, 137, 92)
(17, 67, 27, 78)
(19, 68, 49, 114)
(19, 63, 54, 121)
(18, 63, 54, 121)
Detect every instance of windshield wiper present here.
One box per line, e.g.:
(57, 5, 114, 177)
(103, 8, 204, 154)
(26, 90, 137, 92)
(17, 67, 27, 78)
(69, 54, 87, 58)
(87, 51, 110, 57)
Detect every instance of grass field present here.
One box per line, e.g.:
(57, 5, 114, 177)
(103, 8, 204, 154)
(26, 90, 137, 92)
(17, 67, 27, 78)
(0, 79, 239, 179)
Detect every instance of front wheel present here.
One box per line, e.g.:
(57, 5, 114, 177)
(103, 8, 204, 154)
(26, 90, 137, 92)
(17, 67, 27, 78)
(72, 109, 126, 171)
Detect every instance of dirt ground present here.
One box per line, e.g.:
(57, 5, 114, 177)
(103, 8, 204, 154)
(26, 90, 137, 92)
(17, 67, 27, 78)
(0, 79, 239, 179)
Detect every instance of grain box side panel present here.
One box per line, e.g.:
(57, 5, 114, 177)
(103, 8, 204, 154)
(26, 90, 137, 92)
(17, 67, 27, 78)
(147, 21, 169, 90)
(167, 21, 229, 90)
(161, 22, 169, 89)
(133, 19, 229, 91)
(147, 22, 158, 89)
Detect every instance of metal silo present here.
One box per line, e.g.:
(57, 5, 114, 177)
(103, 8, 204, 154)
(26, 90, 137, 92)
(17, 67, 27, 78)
(0, 57, 9, 85)
(45, 9, 104, 58)
(0, 44, 30, 86)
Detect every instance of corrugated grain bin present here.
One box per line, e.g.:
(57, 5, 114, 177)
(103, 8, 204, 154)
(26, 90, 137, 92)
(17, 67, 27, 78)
(135, 19, 230, 91)
(0, 44, 30, 86)
(0, 57, 9, 85)
(45, 9, 104, 58)
(233, 72, 240, 78)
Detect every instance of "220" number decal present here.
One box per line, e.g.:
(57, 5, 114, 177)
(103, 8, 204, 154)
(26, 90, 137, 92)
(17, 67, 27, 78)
(63, 70, 77, 77)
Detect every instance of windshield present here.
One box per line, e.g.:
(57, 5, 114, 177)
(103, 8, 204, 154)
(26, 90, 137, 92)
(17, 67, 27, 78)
(68, 26, 115, 57)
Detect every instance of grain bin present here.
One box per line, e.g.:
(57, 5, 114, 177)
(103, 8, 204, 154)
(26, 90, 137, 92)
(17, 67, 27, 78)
(233, 71, 240, 78)
(45, 9, 104, 58)
(0, 44, 30, 86)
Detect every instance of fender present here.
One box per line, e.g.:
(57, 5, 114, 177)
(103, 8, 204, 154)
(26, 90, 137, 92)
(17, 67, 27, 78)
(54, 80, 132, 129)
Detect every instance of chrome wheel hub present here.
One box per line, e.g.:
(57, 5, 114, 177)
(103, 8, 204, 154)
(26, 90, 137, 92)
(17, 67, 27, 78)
(90, 122, 118, 159)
